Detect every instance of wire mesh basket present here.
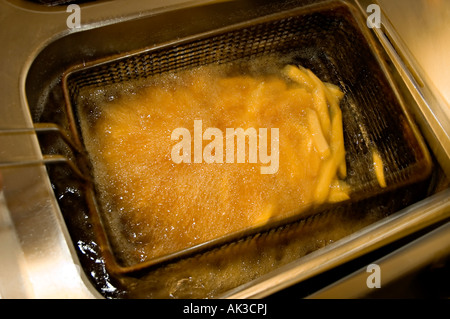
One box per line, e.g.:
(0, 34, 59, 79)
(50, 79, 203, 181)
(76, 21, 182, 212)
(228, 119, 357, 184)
(61, 1, 432, 274)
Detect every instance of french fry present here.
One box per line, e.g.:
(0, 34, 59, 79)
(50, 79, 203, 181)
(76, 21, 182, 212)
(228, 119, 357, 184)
(324, 83, 343, 118)
(328, 179, 350, 203)
(306, 70, 331, 141)
(337, 153, 347, 179)
(324, 83, 344, 103)
(313, 156, 338, 204)
(372, 149, 387, 188)
(324, 83, 347, 179)
(286, 65, 348, 204)
(282, 65, 314, 91)
(254, 203, 275, 226)
(312, 79, 348, 203)
(306, 108, 331, 159)
(329, 106, 347, 179)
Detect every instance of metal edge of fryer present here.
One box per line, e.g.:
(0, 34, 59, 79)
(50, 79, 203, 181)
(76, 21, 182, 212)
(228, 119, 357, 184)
(219, 189, 450, 299)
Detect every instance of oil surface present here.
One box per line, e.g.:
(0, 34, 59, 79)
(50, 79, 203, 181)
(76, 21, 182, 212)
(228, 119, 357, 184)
(78, 57, 344, 265)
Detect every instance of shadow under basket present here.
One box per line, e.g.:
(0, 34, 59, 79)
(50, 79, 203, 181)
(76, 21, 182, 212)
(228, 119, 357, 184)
(60, 1, 432, 275)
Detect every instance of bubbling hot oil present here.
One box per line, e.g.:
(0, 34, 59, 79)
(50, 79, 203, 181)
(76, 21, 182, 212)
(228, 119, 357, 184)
(78, 56, 346, 265)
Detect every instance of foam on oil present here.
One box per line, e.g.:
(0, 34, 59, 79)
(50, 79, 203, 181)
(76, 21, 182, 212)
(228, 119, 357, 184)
(77, 56, 340, 265)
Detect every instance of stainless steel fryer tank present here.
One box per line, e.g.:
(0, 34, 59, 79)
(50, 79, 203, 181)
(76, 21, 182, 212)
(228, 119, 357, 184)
(0, 0, 449, 299)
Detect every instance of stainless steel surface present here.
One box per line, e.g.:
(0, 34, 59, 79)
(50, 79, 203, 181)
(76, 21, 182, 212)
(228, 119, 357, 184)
(377, 0, 450, 111)
(220, 190, 450, 298)
(0, 0, 449, 299)
(306, 221, 450, 299)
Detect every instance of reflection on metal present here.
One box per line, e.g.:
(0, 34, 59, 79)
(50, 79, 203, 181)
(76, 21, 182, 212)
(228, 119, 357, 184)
(307, 221, 450, 299)
(221, 190, 450, 298)
(378, 0, 450, 110)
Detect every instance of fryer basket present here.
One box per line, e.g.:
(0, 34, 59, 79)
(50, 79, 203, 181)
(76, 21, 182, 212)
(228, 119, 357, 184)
(62, 1, 432, 274)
